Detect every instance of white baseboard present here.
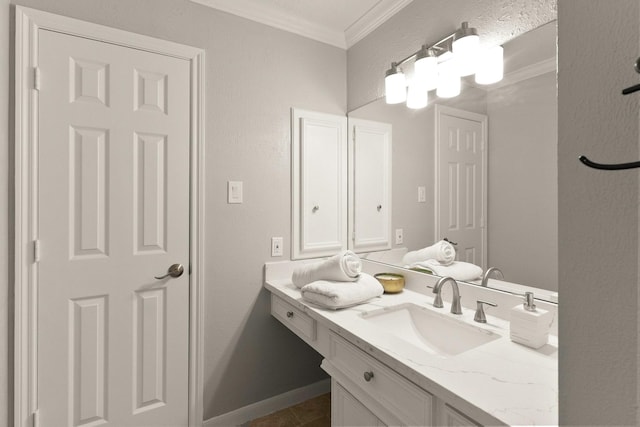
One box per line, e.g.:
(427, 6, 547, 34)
(204, 378, 331, 426)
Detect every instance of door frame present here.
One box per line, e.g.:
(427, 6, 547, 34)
(14, 6, 206, 427)
(433, 104, 488, 269)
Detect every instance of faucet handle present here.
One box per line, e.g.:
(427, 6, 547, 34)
(474, 300, 497, 323)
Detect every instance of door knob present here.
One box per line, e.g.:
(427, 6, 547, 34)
(155, 264, 184, 280)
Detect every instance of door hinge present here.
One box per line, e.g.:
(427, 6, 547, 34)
(352, 231, 356, 241)
(33, 240, 41, 263)
(32, 409, 40, 427)
(480, 216, 485, 228)
(33, 67, 41, 91)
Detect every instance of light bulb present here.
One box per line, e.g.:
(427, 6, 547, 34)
(407, 82, 428, 109)
(436, 58, 461, 98)
(475, 45, 504, 85)
(414, 48, 438, 91)
(452, 22, 479, 76)
(385, 65, 407, 104)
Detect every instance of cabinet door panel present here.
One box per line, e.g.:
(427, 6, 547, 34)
(332, 380, 383, 427)
(349, 119, 392, 252)
(292, 109, 347, 259)
(442, 404, 481, 426)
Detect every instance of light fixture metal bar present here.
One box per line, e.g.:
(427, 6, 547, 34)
(391, 29, 458, 68)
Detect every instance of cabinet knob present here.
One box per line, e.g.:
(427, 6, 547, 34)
(286, 311, 294, 318)
(363, 371, 374, 382)
(377, 205, 382, 212)
(312, 205, 320, 213)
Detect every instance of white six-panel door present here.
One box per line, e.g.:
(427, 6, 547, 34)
(37, 28, 191, 426)
(435, 106, 487, 269)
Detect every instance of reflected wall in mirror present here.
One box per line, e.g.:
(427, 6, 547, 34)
(350, 21, 557, 298)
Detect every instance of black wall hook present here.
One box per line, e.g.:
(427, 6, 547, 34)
(579, 155, 640, 170)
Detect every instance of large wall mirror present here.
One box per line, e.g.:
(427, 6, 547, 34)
(350, 21, 558, 303)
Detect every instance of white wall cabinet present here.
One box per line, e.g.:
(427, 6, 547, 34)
(292, 109, 348, 259)
(348, 118, 392, 253)
(292, 109, 392, 259)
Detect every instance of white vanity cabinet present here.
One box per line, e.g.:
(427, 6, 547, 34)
(269, 292, 488, 427)
(323, 333, 434, 426)
(348, 118, 392, 253)
(291, 108, 348, 259)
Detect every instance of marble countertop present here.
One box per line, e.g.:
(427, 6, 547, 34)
(265, 278, 558, 426)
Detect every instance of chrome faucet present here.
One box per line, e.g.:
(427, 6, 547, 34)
(432, 276, 462, 314)
(481, 267, 504, 287)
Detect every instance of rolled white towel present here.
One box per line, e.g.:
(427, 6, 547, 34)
(410, 259, 483, 282)
(292, 250, 362, 289)
(402, 240, 456, 266)
(300, 273, 384, 309)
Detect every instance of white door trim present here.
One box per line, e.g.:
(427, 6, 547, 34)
(13, 6, 206, 427)
(433, 104, 488, 269)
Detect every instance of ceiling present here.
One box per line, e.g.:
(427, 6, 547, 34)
(190, 0, 414, 49)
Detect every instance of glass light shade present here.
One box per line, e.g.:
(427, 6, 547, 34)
(406, 82, 428, 109)
(414, 54, 438, 91)
(452, 23, 479, 76)
(436, 59, 461, 98)
(475, 45, 504, 85)
(385, 69, 407, 104)
(452, 33, 479, 57)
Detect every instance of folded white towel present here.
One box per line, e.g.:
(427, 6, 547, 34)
(409, 259, 483, 282)
(402, 240, 456, 266)
(300, 273, 384, 309)
(292, 250, 362, 289)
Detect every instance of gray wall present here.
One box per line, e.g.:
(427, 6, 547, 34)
(1, 0, 346, 422)
(558, 1, 639, 425)
(487, 71, 558, 291)
(347, 0, 556, 111)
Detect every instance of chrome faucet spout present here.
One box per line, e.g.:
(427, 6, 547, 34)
(432, 276, 462, 314)
(481, 267, 504, 287)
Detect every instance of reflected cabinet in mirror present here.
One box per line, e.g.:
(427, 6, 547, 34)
(351, 22, 557, 302)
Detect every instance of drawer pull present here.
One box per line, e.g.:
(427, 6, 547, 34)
(286, 311, 294, 318)
(363, 371, 374, 382)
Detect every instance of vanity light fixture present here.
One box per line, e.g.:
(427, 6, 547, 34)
(383, 21, 504, 109)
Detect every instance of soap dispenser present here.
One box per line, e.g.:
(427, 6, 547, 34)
(510, 292, 553, 349)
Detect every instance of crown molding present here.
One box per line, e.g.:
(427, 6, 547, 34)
(345, 0, 414, 48)
(191, 0, 413, 50)
(190, 0, 347, 48)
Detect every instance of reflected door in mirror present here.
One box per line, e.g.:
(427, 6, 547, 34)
(435, 106, 487, 269)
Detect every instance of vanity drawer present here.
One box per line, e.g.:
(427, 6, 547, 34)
(271, 294, 316, 342)
(329, 334, 433, 426)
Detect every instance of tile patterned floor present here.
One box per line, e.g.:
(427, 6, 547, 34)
(242, 393, 331, 427)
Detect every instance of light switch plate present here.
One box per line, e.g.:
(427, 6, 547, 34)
(395, 229, 403, 245)
(228, 181, 243, 204)
(271, 237, 283, 257)
(418, 186, 426, 203)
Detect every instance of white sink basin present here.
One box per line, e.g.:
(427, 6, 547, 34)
(361, 303, 499, 357)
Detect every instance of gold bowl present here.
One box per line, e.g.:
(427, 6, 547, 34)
(374, 273, 405, 294)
